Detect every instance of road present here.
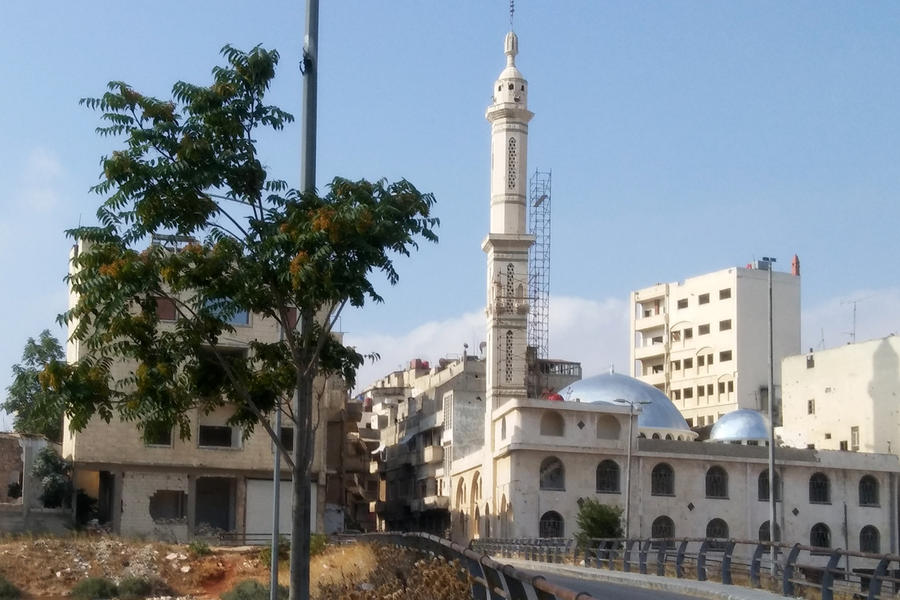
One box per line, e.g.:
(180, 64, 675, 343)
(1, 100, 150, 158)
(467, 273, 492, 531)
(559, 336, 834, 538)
(514, 566, 702, 600)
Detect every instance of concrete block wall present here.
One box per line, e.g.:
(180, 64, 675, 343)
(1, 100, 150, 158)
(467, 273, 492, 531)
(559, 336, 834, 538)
(120, 471, 189, 542)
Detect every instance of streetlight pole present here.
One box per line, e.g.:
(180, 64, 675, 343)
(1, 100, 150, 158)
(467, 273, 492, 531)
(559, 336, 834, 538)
(763, 256, 778, 576)
(615, 399, 648, 542)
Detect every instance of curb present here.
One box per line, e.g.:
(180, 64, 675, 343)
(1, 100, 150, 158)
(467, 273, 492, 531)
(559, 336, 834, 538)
(498, 558, 797, 600)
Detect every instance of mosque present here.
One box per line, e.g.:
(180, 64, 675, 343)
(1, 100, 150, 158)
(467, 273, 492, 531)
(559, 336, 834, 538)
(361, 28, 900, 554)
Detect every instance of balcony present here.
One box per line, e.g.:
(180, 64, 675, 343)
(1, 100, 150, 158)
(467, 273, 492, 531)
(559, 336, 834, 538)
(634, 343, 666, 361)
(634, 313, 665, 330)
(423, 444, 444, 464)
(640, 371, 666, 387)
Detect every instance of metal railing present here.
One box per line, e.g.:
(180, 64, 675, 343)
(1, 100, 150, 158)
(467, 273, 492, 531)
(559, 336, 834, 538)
(366, 532, 600, 600)
(472, 536, 900, 600)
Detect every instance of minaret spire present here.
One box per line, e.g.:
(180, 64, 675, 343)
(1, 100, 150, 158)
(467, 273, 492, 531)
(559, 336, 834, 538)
(509, 0, 515, 31)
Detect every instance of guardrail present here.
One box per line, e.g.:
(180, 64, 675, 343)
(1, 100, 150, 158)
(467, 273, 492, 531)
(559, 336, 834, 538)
(365, 532, 600, 600)
(472, 537, 900, 600)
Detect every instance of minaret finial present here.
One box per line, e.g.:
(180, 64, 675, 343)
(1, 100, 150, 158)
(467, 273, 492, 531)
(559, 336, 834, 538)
(509, 0, 515, 31)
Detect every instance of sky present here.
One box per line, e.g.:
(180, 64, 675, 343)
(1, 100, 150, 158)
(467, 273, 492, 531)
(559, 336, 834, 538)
(3, 2, 900, 429)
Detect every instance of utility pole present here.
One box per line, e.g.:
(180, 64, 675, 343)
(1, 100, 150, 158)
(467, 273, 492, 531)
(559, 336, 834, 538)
(763, 256, 778, 576)
(615, 399, 648, 542)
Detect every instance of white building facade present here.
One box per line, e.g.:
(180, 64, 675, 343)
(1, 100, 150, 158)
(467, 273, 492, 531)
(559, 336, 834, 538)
(630, 262, 801, 427)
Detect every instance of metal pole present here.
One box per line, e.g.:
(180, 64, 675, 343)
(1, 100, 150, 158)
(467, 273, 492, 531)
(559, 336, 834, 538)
(270, 403, 282, 598)
(766, 257, 778, 575)
(624, 404, 634, 541)
(300, 0, 318, 193)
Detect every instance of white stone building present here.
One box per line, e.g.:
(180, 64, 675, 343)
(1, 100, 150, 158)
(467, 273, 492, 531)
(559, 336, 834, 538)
(780, 336, 900, 455)
(630, 261, 801, 427)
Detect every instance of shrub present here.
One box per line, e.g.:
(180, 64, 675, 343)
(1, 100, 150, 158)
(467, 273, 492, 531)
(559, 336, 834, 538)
(309, 533, 327, 557)
(189, 540, 212, 557)
(574, 498, 623, 551)
(117, 577, 152, 600)
(31, 447, 73, 508)
(258, 536, 290, 568)
(70, 577, 117, 600)
(0, 575, 21, 600)
(220, 580, 287, 600)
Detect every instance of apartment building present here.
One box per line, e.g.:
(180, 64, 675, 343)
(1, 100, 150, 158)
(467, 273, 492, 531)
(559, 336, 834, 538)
(780, 336, 900, 455)
(630, 259, 801, 427)
(63, 239, 364, 541)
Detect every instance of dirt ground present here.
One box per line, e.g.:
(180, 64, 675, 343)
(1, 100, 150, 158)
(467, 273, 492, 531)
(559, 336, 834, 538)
(0, 535, 379, 599)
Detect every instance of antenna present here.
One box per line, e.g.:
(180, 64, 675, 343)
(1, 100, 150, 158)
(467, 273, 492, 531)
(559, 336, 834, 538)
(509, 0, 515, 30)
(840, 295, 874, 344)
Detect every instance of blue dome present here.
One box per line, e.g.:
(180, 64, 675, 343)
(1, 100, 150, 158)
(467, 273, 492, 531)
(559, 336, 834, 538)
(709, 409, 770, 443)
(558, 373, 692, 433)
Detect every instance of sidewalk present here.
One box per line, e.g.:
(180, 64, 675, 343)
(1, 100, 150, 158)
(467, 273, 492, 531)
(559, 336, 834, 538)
(498, 558, 798, 600)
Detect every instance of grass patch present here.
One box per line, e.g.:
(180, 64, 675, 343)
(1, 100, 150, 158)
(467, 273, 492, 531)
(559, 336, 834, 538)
(0, 575, 21, 600)
(70, 577, 117, 600)
(221, 580, 288, 600)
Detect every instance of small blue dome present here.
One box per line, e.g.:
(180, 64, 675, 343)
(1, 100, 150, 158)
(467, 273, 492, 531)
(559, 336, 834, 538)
(709, 409, 770, 443)
(558, 373, 692, 433)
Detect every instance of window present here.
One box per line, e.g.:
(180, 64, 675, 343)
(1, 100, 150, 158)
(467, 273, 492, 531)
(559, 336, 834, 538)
(198, 425, 234, 448)
(824, 433, 831, 439)
(677, 299, 688, 309)
(860, 525, 880, 553)
(698, 355, 705, 367)
(699, 293, 710, 305)
(706, 518, 729, 550)
(540, 412, 564, 436)
(807, 354, 815, 369)
(155, 297, 177, 321)
(204, 298, 249, 326)
(596, 460, 620, 493)
(673, 389, 681, 400)
(708, 353, 714, 365)
(651, 516, 675, 548)
(718, 382, 725, 395)
(698, 385, 705, 397)
(685, 417, 693, 427)
(809, 472, 830, 504)
(651, 335, 663, 344)
(707, 384, 714, 396)
(149, 490, 187, 521)
(758, 470, 782, 501)
(759, 520, 781, 542)
(280, 426, 294, 453)
(671, 331, 681, 342)
(839, 441, 848, 451)
(539, 457, 565, 491)
(500, 416, 507, 439)
(699, 323, 710, 336)
(719, 350, 732, 362)
(684, 328, 693, 339)
(851, 426, 860, 451)
(727, 381, 734, 392)
(719, 319, 732, 331)
(684, 387, 693, 399)
(719, 288, 731, 300)
(859, 475, 879, 506)
(810, 523, 831, 549)
(651, 463, 675, 496)
(698, 416, 705, 426)
(672, 360, 681, 371)
(683, 357, 693, 369)
(705, 466, 728, 499)
(144, 425, 172, 447)
(807, 399, 815, 415)
(539, 511, 564, 538)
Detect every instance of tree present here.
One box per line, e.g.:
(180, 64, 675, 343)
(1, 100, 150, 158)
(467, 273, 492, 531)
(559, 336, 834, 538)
(574, 498, 623, 554)
(3, 330, 65, 442)
(45, 45, 438, 600)
(31, 446, 73, 508)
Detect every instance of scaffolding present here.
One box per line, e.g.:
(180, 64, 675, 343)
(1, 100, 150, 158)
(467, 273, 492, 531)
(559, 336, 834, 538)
(528, 169, 552, 359)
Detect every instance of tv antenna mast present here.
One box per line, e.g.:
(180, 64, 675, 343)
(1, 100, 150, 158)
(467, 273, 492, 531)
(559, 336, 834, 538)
(841, 295, 873, 344)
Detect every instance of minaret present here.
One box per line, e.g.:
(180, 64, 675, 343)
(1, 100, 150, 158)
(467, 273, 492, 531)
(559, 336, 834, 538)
(481, 28, 534, 531)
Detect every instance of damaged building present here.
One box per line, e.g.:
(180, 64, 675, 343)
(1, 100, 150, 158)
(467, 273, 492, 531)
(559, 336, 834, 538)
(0, 432, 70, 533)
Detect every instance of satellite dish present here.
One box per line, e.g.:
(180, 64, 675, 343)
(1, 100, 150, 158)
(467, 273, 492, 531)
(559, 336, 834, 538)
(479, 341, 487, 355)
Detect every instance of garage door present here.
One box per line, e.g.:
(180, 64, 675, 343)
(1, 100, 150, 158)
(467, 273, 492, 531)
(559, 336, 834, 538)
(245, 479, 318, 537)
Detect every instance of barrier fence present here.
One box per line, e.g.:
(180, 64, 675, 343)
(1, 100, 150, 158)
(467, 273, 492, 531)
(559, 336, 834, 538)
(471, 536, 900, 600)
(365, 532, 600, 600)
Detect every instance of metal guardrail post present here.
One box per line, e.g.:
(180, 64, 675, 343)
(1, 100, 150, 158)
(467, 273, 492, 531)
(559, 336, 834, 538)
(675, 540, 688, 579)
(820, 549, 843, 600)
(749, 542, 766, 588)
(782, 543, 802, 597)
(697, 540, 709, 582)
(721, 541, 736, 585)
(639, 540, 651, 574)
(867, 557, 891, 600)
(480, 558, 510, 600)
(606, 540, 618, 569)
(657, 541, 668, 577)
(498, 564, 531, 600)
(623, 539, 634, 572)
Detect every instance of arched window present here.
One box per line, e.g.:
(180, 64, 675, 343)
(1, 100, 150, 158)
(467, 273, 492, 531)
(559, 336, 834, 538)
(860, 525, 880, 553)
(540, 411, 564, 436)
(596, 415, 621, 439)
(651, 515, 675, 548)
(651, 463, 675, 496)
(706, 518, 729, 550)
(483, 504, 491, 539)
(539, 511, 563, 538)
(651, 433, 661, 440)
(507, 138, 518, 190)
(505, 264, 515, 311)
(859, 475, 879, 506)
(505, 330, 514, 383)
(596, 460, 620, 493)
(758, 469, 782, 501)
(705, 466, 728, 499)
(810, 523, 831, 549)
(455, 479, 466, 509)
(539, 457, 565, 491)
(809, 472, 830, 504)
(759, 520, 782, 542)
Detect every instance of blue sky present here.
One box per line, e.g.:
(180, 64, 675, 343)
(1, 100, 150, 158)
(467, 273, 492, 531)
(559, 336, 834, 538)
(3, 2, 900, 428)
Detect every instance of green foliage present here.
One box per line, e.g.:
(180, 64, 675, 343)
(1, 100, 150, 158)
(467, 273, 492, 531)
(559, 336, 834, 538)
(6, 482, 21, 499)
(221, 580, 287, 600)
(188, 539, 212, 557)
(0, 575, 21, 600)
(116, 576, 153, 600)
(309, 533, 327, 557)
(70, 577, 117, 600)
(31, 447, 73, 508)
(2, 330, 65, 442)
(258, 535, 291, 568)
(574, 498, 623, 550)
